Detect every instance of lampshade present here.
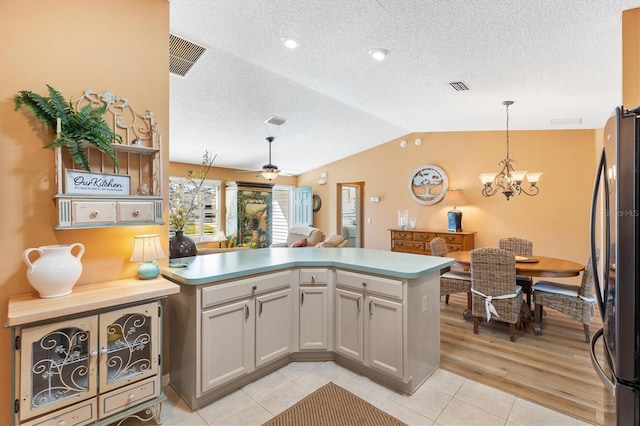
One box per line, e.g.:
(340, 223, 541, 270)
(130, 234, 166, 262)
(441, 189, 468, 208)
(131, 234, 165, 280)
(261, 170, 279, 181)
(216, 230, 227, 242)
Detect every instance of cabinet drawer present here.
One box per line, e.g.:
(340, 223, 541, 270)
(22, 399, 97, 426)
(72, 201, 117, 225)
(412, 232, 437, 242)
(391, 231, 412, 241)
(336, 270, 403, 300)
(202, 271, 291, 309)
(99, 376, 159, 418)
(300, 268, 329, 284)
(392, 240, 425, 253)
(118, 201, 155, 222)
(439, 233, 464, 244)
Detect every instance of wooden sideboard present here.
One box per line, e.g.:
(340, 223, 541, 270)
(389, 229, 475, 255)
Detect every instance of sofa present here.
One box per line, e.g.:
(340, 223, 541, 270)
(270, 227, 325, 248)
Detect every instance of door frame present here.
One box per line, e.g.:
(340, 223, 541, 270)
(336, 182, 364, 247)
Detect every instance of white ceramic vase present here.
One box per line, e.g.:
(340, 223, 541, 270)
(23, 243, 85, 298)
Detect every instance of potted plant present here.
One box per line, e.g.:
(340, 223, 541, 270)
(169, 150, 216, 258)
(13, 84, 123, 172)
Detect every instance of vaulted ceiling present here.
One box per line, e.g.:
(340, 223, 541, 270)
(169, 0, 640, 175)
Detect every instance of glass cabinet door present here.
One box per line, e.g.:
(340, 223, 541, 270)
(99, 302, 159, 392)
(19, 316, 98, 421)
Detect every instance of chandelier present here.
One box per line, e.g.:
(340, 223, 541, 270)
(479, 101, 542, 200)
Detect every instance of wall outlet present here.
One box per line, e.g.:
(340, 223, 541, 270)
(422, 295, 428, 311)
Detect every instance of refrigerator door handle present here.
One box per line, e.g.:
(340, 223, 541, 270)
(590, 149, 609, 320)
(590, 327, 616, 396)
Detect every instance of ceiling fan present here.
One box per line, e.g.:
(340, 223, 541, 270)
(238, 136, 282, 181)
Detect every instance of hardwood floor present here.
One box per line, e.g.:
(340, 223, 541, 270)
(439, 293, 616, 425)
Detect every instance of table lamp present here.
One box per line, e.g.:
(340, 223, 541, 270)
(441, 189, 468, 232)
(215, 230, 227, 248)
(130, 234, 166, 279)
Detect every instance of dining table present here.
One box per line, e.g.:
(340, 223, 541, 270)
(444, 250, 585, 334)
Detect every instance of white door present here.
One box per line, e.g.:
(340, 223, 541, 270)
(366, 296, 403, 378)
(299, 286, 328, 350)
(334, 288, 364, 362)
(292, 186, 312, 226)
(255, 288, 293, 367)
(201, 299, 254, 393)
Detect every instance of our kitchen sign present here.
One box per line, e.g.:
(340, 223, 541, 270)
(65, 170, 130, 195)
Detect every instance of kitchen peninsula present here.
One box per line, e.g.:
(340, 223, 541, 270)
(162, 248, 451, 410)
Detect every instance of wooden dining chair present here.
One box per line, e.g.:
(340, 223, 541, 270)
(429, 237, 472, 311)
(532, 250, 599, 342)
(470, 247, 523, 341)
(498, 237, 534, 307)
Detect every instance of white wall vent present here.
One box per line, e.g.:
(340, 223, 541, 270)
(170, 33, 206, 77)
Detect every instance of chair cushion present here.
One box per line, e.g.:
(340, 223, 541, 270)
(441, 271, 472, 281)
(533, 281, 578, 297)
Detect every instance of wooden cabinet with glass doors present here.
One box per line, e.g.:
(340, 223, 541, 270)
(7, 278, 177, 426)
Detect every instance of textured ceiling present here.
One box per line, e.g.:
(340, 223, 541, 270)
(169, 0, 640, 175)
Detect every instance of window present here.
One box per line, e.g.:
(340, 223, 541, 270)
(272, 186, 292, 245)
(169, 177, 221, 243)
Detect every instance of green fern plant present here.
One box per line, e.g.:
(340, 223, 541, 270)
(14, 85, 123, 172)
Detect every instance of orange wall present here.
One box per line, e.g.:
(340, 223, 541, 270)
(0, 2, 169, 424)
(298, 129, 596, 269)
(623, 8, 640, 107)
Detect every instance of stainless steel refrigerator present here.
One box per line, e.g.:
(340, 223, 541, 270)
(590, 105, 640, 424)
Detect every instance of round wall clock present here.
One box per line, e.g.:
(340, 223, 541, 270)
(312, 194, 322, 212)
(408, 165, 448, 205)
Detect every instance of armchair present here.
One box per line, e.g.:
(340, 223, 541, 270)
(270, 226, 325, 248)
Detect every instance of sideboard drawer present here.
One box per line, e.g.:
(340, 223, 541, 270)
(392, 240, 424, 254)
(440, 234, 464, 244)
(413, 232, 437, 242)
(99, 376, 159, 418)
(72, 201, 117, 225)
(118, 201, 155, 222)
(22, 399, 97, 426)
(391, 231, 412, 241)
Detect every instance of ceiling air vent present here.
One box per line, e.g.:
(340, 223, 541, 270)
(170, 33, 206, 77)
(264, 115, 288, 126)
(449, 81, 470, 91)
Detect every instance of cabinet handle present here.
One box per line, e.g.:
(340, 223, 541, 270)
(101, 347, 108, 355)
(362, 282, 367, 287)
(301, 292, 304, 305)
(244, 304, 249, 320)
(92, 210, 99, 217)
(311, 275, 316, 283)
(90, 350, 98, 357)
(369, 300, 373, 315)
(357, 298, 361, 312)
(259, 300, 263, 316)
(252, 285, 257, 292)
(58, 421, 66, 426)
(133, 209, 140, 216)
(128, 393, 135, 402)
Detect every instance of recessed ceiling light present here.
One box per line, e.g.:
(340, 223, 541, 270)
(281, 37, 300, 49)
(369, 48, 389, 61)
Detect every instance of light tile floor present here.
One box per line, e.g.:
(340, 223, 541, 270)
(129, 361, 591, 426)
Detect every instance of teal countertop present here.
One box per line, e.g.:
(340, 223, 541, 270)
(161, 248, 453, 286)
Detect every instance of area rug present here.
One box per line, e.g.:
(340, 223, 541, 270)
(262, 382, 407, 426)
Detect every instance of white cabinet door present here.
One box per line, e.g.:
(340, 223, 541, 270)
(201, 299, 254, 393)
(99, 302, 159, 392)
(255, 288, 293, 367)
(366, 296, 403, 378)
(19, 316, 98, 422)
(334, 288, 364, 362)
(299, 286, 328, 350)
